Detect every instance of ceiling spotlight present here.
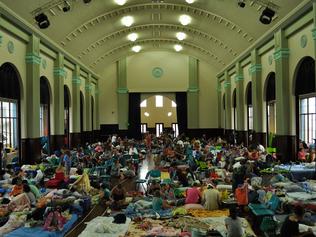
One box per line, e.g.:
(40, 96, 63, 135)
(174, 44, 183, 52)
(237, 0, 245, 8)
(179, 15, 191, 26)
(62, 1, 71, 12)
(83, 0, 92, 4)
(144, 112, 149, 117)
(185, 0, 195, 3)
(114, 0, 127, 5)
(127, 33, 138, 42)
(121, 16, 134, 27)
(176, 32, 186, 41)
(132, 45, 141, 53)
(167, 112, 172, 117)
(35, 13, 50, 29)
(260, 7, 275, 24)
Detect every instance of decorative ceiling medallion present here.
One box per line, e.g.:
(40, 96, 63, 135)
(7, 41, 14, 54)
(42, 58, 47, 69)
(152, 67, 163, 78)
(268, 55, 273, 65)
(300, 34, 307, 48)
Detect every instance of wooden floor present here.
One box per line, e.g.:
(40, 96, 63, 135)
(65, 154, 155, 237)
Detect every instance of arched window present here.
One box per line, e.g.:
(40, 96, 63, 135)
(246, 82, 253, 131)
(64, 85, 71, 148)
(40, 77, 51, 153)
(232, 89, 237, 130)
(294, 57, 316, 145)
(265, 72, 276, 143)
(0, 63, 21, 157)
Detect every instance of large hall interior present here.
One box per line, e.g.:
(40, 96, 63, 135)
(1, 0, 316, 236)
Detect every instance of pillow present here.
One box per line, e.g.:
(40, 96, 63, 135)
(184, 204, 204, 210)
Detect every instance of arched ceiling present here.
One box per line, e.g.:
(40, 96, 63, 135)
(2, 0, 302, 73)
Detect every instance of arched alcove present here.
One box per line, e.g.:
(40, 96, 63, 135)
(264, 72, 276, 145)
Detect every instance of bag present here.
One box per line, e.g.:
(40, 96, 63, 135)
(235, 184, 248, 205)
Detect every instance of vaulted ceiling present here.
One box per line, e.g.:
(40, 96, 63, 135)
(1, 0, 302, 73)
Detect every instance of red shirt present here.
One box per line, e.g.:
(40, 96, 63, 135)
(185, 187, 200, 204)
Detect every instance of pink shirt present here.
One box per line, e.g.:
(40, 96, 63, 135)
(185, 187, 200, 204)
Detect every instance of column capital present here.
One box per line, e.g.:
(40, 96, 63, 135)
(117, 88, 129, 94)
(234, 74, 244, 82)
(187, 87, 199, 93)
(312, 27, 316, 40)
(223, 81, 231, 88)
(85, 83, 92, 92)
(25, 52, 41, 64)
(274, 48, 290, 61)
(72, 76, 81, 85)
(53, 67, 66, 77)
(249, 64, 262, 74)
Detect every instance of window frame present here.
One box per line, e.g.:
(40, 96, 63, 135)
(299, 93, 316, 144)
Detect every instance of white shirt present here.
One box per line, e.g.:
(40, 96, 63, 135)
(34, 170, 44, 183)
(111, 135, 117, 143)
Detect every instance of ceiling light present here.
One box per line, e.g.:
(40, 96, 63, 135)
(176, 32, 186, 41)
(185, 0, 195, 3)
(127, 33, 138, 42)
(35, 13, 50, 29)
(179, 15, 191, 26)
(114, 0, 127, 5)
(174, 44, 183, 52)
(237, 0, 245, 8)
(62, 1, 71, 12)
(132, 45, 141, 53)
(144, 112, 149, 117)
(168, 112, 172, 117)
(260, 7, 275, 24)
(121, 16, 134, 27)
(83, 0, 92, 4)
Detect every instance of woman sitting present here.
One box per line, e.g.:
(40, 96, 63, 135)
(46, 165, 67, 188)
(152, 190, 171, 211)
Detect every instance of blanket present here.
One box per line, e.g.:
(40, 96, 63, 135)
(78, 216, 131, 237)
(4, 214, 78, 237)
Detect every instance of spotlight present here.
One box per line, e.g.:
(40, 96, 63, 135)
(260, 7, 275, 24)
(35, 13, 50, 29)
(237, 0, 245, 8)
(83, 0, 92, 4)
(62, 1, 71, 12)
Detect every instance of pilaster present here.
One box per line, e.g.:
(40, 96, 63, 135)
(117, 58, 129, 130)
(187, 56, 199, 128)
(224, 71, 232, 130)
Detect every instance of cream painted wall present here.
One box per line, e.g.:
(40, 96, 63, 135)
(99, 63, 118, 125)
(199, 60, 218, 128)
(260, 48, 276, 133)
(127, 51, 189, 92)
(0, 29, 27, 138)
(141, 96, 177, 128)
(288, 23, 314, 135)
(40, 52, 55, 135)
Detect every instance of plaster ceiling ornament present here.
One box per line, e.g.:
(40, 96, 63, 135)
(152, 67, 164, 78)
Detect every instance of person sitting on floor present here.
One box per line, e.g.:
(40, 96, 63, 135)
(147, 179, 161, 196)
(185, 182, 201, 204)
(152, 190, 171, 211)
(23, 184, 36, 206)
(280, 205, 315, 237)
(202, 183, 221, 211)
(10, 177, 23, 197)
(46, 164, 67, 188)
(225, 206, 244, 237)
(110, 159, 122, 178)
(110, 184, 126, 209)
(121, 161, 136, 179)
(298, 148, 307, 162)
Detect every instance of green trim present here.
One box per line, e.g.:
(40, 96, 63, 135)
(223, 81, 231, 88)
(249, 64, 262, 74)
(85, 84, 92, 92)
(284, 11, 313, 38)
(72, 76, 81, 85)
(312, 27, 316, 40)
(25, 53, 41, 64)
(53, 67, 66, 77)
(187, 87, 199, 93)
(273, 48, 290, 60)
(0, 15, 29, 43)
(258, 40, 274, 56)
(234, 74, 244, 82)
(117, 88, 129, 94)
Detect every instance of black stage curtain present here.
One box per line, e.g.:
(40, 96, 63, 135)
(176, 92, 187, 136)
(128, 93, 141, 140)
